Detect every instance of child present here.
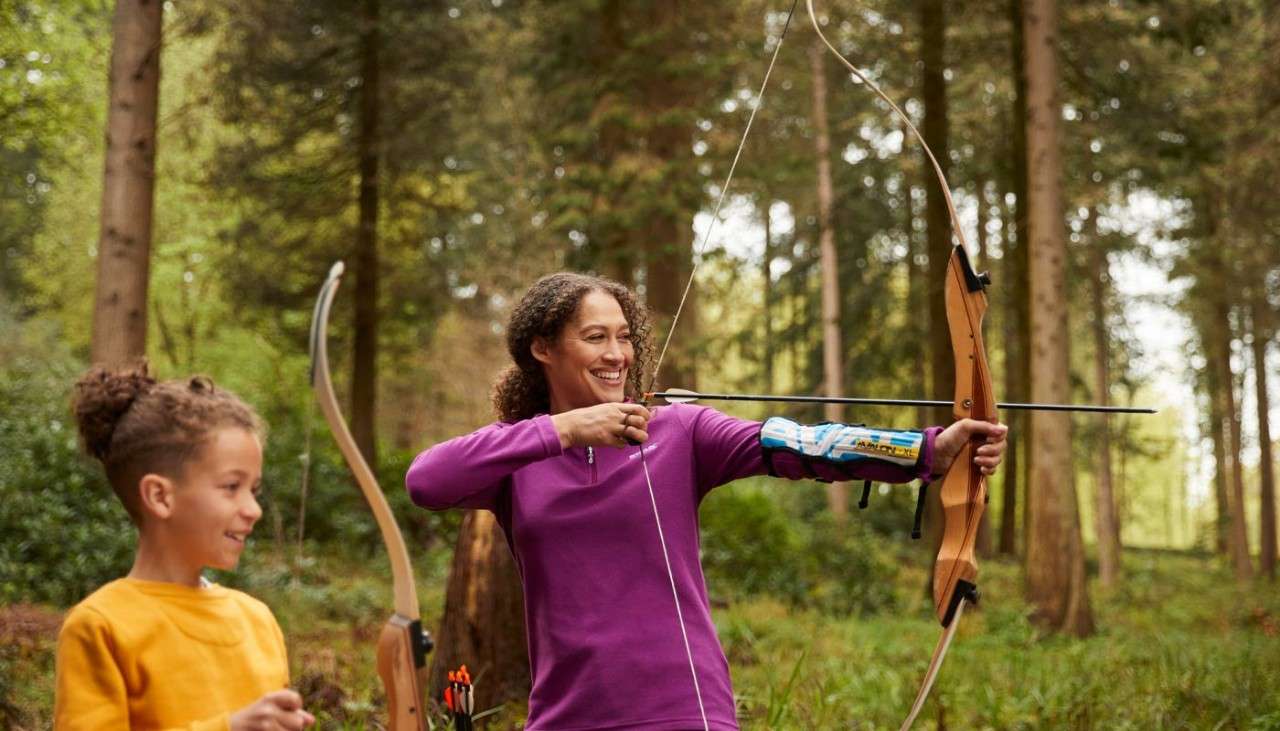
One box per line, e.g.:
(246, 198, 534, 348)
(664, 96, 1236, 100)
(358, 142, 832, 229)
(55, 362, 315, 731)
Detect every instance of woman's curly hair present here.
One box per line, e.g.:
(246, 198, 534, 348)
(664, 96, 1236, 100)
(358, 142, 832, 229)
(72, 360, 263, 523)
(493, 272, 653, 422)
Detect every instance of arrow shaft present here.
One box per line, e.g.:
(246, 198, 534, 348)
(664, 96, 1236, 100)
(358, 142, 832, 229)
(648, 390, 1155, 414)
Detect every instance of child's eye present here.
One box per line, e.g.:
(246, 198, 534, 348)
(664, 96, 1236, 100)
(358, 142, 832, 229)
(221, 482, 239, 492)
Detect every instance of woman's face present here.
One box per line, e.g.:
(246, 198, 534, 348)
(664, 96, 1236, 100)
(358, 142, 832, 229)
(533, 289, 634, 413)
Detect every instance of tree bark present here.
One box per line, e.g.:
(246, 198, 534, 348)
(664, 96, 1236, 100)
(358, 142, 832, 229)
(1251, 298, 1276, 580)
(762, 200, 774, 393)
(918, 0, 952, 560)
(1023, 0, 1094, 636)
(1008, 0, 1033, 559)
(431, 511, 530, 711)
(352, 0, 382, 466)
(902, 118, 928, 429)
(641, 0, 696, 392)
(1205, 330, 1231, 554)
(1089, 214, 1121, 588)
(921, 0, 953, 423)
(91, 0, 163, 366)
(998, 185, 1018, 558)
(998, 180, 1020, 556)
(810, 36, 847, 522)
(1215, 301, 1254, 582)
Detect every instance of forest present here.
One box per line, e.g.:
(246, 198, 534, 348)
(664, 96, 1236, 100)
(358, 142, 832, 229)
(2, 0, 1278, 728)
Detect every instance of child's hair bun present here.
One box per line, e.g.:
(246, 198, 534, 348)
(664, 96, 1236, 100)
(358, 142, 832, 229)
(73, 361, 157, 460)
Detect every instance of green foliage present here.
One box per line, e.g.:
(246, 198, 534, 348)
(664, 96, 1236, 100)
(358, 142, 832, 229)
(0, 0, 110, 308)
(701, 480, 898, 615)
(0, 314, 134, 606)
(722, 553, 1280, 729)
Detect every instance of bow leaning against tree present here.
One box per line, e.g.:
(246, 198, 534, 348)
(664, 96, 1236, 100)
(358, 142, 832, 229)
(309, 262, 433, 731)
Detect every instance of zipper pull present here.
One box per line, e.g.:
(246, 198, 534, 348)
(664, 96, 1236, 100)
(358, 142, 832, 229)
(587, 446, 594, 465)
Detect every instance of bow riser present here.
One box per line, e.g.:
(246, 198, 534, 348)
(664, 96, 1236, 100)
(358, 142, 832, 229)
(934, 245, 998, 626)
(378, 616, 431, 729)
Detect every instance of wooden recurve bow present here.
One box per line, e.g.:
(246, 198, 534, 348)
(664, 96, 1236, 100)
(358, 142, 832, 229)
(804, 4, 994, 728)
(310, 261, 433, 731)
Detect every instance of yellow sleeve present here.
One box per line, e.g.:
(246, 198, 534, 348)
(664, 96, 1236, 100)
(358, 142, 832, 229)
(55, 605, 130, 730)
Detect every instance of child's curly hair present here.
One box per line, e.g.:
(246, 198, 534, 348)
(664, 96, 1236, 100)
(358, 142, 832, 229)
(492, 273, 653, 422)
(72, 360, 263, 523)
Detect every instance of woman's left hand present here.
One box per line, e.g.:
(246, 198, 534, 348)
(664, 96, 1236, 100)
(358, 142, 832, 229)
(931, 419, 1009, 478)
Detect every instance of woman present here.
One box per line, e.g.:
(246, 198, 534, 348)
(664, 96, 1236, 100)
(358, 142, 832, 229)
(406, 272, 1006, 731)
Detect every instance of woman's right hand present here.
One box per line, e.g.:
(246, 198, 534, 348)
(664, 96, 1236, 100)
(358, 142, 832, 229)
(229, 689, 315, 730)
(551, 402, 653, 449)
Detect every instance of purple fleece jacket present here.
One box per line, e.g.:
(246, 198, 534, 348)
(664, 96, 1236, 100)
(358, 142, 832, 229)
(406, 404, 939, 731)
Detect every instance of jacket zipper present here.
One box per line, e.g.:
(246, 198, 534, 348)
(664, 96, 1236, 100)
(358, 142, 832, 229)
(587, 446, 597, 483)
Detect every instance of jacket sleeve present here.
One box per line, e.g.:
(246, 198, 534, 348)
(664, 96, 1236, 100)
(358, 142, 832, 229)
(406, 415, 563, 511)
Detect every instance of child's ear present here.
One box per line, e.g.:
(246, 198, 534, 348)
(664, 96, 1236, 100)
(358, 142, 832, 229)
(137, 474, 177, 519)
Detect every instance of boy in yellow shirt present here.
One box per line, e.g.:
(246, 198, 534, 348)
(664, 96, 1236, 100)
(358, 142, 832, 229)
(56, 363, 315, 731)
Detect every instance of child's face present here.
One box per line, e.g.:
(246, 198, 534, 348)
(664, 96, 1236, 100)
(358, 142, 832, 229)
(168, 427, 264, 572)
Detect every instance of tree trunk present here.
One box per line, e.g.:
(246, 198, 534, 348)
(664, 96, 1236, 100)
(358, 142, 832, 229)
(903, 119, 928, 428)
(810, 36, 847, 522)
(1252, 298, 1277, 580)
(91, 0, 163, 367)
(1215, 302, 1254, 581)
(1023, 0, 1093, 636)
(1205, 332, 1231, 554)
(921, 0, 953, 422)
(762, 200, 774, 393)
(1089, 216, 1121, 588)
(998, 181, 1020, 556)
(641, 0, 697, 392)
(1008, 0, 1034, 559)
(919, 0, 951, 559)
(431, 511, 530, 711)
(352, 0, 382, 466)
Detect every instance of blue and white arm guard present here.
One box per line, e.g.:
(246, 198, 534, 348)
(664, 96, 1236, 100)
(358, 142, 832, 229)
(759, 417, 924, 469)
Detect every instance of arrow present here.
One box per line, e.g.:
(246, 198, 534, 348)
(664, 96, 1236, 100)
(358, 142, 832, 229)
(647, 388, 1156, 414)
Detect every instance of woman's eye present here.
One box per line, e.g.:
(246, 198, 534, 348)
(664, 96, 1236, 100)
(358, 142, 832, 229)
(618, 333, 632, 342)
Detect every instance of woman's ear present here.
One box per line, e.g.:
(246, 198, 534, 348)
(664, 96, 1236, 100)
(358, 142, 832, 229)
(531, 336, 553, 365)
(137, 473, 178, 520)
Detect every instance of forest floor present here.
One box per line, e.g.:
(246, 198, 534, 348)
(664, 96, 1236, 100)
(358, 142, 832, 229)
(3, 550, 1278, 730)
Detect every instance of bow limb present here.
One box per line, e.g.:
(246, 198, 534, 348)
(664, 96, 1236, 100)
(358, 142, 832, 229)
(309, 262, 432, 731)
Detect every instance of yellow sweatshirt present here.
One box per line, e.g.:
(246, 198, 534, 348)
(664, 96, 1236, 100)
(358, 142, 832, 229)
(55, 577, 290, 731)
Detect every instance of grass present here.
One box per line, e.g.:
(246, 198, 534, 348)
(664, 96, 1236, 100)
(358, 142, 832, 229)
(3, 550, 1278, 729)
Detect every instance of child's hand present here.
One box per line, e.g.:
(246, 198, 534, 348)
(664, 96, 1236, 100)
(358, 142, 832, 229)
(229, 689, 316, 730)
